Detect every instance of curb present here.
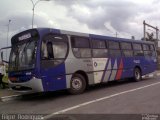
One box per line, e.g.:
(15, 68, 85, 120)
(143, 72, 160, 79)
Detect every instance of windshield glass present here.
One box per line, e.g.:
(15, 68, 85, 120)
(9, 40, 37, 71)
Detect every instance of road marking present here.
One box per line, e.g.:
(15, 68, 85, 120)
(0, 95, 21, 102)
(44, 81, 160, 119)
(149, 74, 154, 77)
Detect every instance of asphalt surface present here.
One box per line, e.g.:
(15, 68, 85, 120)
(0, 76, 160, 119)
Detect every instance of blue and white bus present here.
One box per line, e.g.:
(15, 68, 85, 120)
(8, 28, 157, 94)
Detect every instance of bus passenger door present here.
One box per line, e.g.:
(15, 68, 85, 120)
(40, 34, 68, 91)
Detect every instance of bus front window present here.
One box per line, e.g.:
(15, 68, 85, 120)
(9, 40, 37, 71)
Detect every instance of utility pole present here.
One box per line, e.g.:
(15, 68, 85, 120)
(143, 20, 159, 41)
(143, 20, 159, 48)
(115, 32, 118, 38)
(6, 19, 11, 61)
(30, 0, 50, 28)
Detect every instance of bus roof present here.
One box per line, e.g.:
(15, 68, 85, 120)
(12, 28, 154, 45)
(37, 28, 154, 45)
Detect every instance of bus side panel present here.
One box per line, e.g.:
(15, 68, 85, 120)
(133, 56, 150, 76)
(108, 57, 133, 81)
(142, 55, 157, 75)
(41, 63, 67, 92)
(92, 58, 109, 83)
(102, 58, 112, 82)
(65, 58, 95, 88)
(121, 57, 134, 79)
(103, 58, 125, 81)
(108, 58, 119, 81)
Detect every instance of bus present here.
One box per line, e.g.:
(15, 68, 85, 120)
(7, 28, 157, 94)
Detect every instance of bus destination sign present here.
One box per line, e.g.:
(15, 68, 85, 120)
(18, 33, 31, 41)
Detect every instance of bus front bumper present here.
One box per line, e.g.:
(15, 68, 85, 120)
(8, 77, 44, 93)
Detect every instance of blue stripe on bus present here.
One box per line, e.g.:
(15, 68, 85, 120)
(108, 58, 115, 81)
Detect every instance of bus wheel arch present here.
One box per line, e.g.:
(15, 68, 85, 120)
(68, 70, 88, 94)
(133, 66, 142, 82)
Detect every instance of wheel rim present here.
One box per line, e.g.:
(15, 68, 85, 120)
(72, 78, 82, 90)
(135, 70, 140, 80)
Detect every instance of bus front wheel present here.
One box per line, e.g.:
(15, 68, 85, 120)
(68, 74, 86, 94)
(133, 68, 142, 82)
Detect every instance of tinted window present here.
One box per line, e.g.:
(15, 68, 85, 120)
(41, 35, 68, 59)
(150, 44, 155, 51)
(133, 43, 142, 50)
(47, 42, 54, 59)
(134, 51, 144, 56)
(143, 44, 150, 51)
(121, 42, 132, 50)
(109, 50, 121, 57)
(73, 48, 91, 58)
(123, 50, 133, 57)
(92, 49, 108, 58)
(92, 40, 106, 49)
(71, 36, 91, 58)
(52, 42, 67, 59)
(41, 34, 68, 68)
(71, 37, 90, 48)
(108, 41, 120, 49)
(144, 51, 152, 56)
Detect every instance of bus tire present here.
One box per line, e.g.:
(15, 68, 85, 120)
(68, 74, 86, 94)
(133, 68, 142, 82)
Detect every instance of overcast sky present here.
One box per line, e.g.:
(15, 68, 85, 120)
(0, 0, 160, 48)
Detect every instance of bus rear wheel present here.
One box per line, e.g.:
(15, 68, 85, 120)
(133, 68, 142, 82)
(68, 74, 86, 94)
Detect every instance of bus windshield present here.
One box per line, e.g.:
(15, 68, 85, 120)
(9, 40, 37, 71)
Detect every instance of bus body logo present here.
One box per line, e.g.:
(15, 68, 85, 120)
(133, 60, 140, 64)
(94, 62, 98, 67)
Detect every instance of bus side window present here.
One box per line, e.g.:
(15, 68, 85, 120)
(47, 42, 54, 59)
(150, 44, 156, 57)
(133, 43, 144, 56)
(92, 39, 108, 58)
(108, 41, 121, 57)
(121, 42, 133, 57)
(143, 44, 151, 57)
(71, 36, 91, 58)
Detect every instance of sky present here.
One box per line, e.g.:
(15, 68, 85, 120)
(0, 0, 160, 48)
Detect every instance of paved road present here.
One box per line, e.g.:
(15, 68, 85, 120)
(0, 76, 160, 119)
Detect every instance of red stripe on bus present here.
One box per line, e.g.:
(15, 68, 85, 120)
(116, 59, 123, 80)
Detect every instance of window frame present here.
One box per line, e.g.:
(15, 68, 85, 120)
(91, 39, 107, 49)
(108, 40, 122, 57)
(132, 43, 144, 56)
(120, 42, 132, 50)
(108, 41, 120, 50)
(120, 42, 133, 57)
(91, 39, 108, 58)
(71, 36, 90, 48)
(40, 33, 69, 68)
(149, 44, 156, 57)
(142, 44, 150, 51)
(71, 36, 92, 58)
